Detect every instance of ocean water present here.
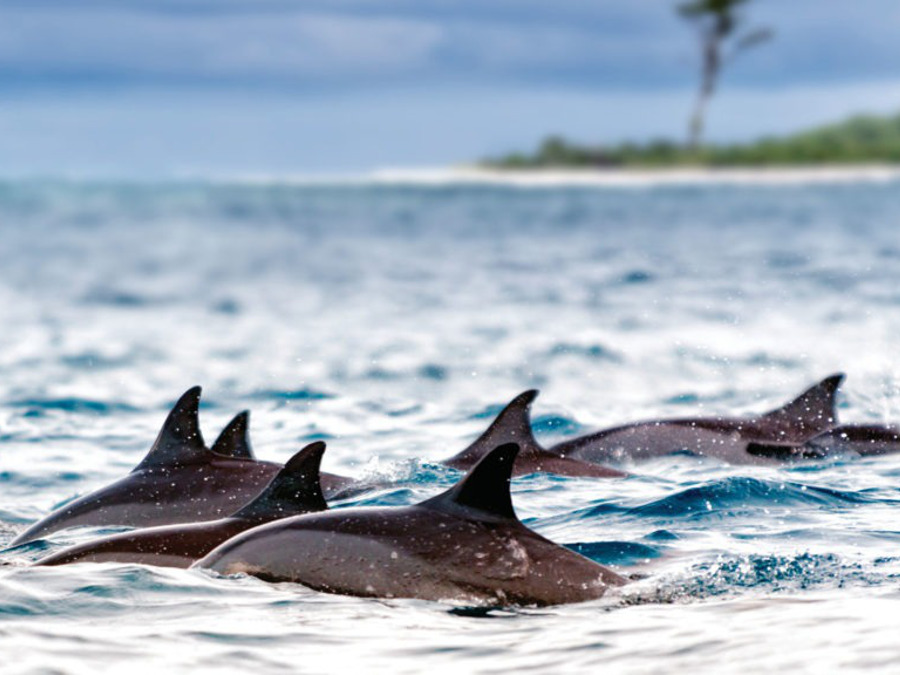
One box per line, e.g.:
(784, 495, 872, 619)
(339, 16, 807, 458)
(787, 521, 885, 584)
(2, 178, 900, 673)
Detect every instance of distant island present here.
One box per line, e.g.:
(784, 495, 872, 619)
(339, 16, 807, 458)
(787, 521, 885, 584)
(483, 112, 900, 169)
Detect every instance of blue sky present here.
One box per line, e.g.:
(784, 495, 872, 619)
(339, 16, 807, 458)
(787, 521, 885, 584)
(1, 1, 899, 176)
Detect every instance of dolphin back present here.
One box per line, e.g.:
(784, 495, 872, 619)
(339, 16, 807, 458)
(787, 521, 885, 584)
(199, 443, 625, 606)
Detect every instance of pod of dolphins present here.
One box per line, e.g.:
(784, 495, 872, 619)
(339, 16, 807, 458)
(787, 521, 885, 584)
(12, 372, 900, 607)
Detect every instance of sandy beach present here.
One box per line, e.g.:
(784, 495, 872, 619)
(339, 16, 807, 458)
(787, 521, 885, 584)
(365, 164, 900, 187)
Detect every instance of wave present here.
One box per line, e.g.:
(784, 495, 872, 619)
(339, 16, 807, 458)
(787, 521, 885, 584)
(6, 398, 139, 416)
(621, 552, 888, 605)
(564, 541, 663, 566)
(249, 388, 334, 401)
(628, 477, 876, 520)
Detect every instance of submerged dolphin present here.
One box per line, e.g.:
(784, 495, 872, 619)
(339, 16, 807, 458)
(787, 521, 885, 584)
(196, 443, 627, 607)
(550, 374, 845, 466)
(746, 424, 900, 460)
(11, 387, 352, 546)
(206, 399, 357, 496)
(441, 391, 625, 478)
(34, 442, 329, 568)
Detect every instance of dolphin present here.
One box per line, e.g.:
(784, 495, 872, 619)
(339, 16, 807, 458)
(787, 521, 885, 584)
(10, 387, 352, 546)
(33, 441, 329, 568)
(441, 391, 626, 478)
(746, 424, 900, 460)
(196, 443, 628, 607)
(187, 398, 357, 496)
(549, 374, 845, 466)
(206, 400, 357, 496)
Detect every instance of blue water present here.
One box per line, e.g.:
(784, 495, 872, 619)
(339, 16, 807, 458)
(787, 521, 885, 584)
(2, 178, 900, 672)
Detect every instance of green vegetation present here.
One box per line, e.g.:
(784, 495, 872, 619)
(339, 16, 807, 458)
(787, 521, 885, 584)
(483, 112, 900, 169)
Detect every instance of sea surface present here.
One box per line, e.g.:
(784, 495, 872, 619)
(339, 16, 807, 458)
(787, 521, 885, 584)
(1, 177, 900, 673)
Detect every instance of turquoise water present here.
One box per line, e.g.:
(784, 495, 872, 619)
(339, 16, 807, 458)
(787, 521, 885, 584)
(2, 179, 900, 672)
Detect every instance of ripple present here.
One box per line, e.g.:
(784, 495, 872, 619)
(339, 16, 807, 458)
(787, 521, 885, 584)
(81, 289, 171, 308)
(531, 414, 586, 436)
(59, 352, 136, 369)
(2, 180, 900, 672)
(627, 478, 874, 519)
(416, 364, 448, 381)
(250, 388, 334, 401)
(618, 270, 655, 285)
(7, 398, 139, 415)
(210, 298, 242, 315)
(547, 342, 623, 362)
(565, 541, 662, 566)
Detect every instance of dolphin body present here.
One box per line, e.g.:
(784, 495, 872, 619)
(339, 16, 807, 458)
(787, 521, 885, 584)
(10, 387, 353, 547)
(33, 442, 329, 568)
(549, 374, 845, 466)
(196, 443, 628, 607)
(746, 424, 900, 460)
(441, 391, 626, 478)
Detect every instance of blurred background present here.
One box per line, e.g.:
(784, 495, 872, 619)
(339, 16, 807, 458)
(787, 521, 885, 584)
(1, 0, 899, 177)
(3, 4, 900, 672)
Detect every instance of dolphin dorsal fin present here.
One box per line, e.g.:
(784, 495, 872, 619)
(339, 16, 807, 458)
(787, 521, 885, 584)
(759, 373, 844, 435)
(134, 386, 208, 471)
(444, 390, 540, 467)
(424, 443, 520, 521)
(232, 442, 328, 520)
(211, 411, 255, 460)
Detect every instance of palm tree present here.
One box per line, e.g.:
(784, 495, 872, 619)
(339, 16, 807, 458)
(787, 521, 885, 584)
(678, 0, 772, 150)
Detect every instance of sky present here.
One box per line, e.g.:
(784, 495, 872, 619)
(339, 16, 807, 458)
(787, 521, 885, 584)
(1, 0, 899, 176)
